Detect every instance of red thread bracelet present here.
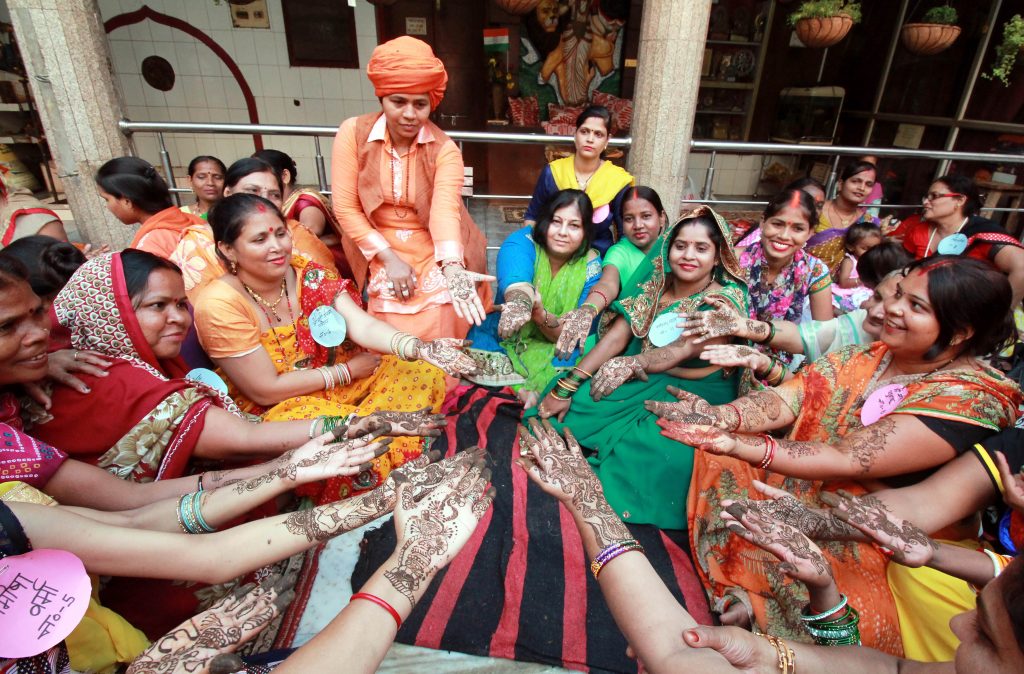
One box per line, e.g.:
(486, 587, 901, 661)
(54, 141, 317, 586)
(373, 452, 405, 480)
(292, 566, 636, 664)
(351, 592, 402, 629)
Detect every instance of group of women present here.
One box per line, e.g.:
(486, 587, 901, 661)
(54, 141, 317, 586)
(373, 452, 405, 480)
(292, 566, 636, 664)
(3, 33, 1024, 674)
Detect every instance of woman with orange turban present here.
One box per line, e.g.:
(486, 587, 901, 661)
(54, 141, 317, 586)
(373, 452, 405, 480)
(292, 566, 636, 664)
(331, 36, 493, 341)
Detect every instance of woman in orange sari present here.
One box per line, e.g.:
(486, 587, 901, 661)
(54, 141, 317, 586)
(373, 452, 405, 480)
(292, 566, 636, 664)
(649, 256, 1022, 655)
(194, 194, 476, 501)
(96, 156, 204, 258)
(331, 36, 492, 341)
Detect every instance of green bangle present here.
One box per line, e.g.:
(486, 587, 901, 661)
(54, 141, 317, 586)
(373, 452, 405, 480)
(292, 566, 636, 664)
(582, 302, 600, 313)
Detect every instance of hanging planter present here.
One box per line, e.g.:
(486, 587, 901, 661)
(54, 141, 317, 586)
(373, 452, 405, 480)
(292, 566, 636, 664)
(901, 23, 961, 55)
(901, 5, 961, 55)
(794, 15, 854, 48)
(787, 2, 861, 49)
(493, 0, 541, 15)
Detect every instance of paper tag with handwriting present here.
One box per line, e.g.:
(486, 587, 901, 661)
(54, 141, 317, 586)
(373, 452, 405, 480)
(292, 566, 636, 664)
(0, 549, 91, 658)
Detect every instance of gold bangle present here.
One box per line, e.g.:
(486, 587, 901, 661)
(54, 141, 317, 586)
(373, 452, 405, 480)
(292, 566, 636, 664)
(572, 366, 593, 379)
(760, 634, 796, 674)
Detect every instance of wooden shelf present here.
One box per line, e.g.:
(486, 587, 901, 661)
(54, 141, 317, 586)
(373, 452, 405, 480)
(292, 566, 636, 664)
(0, 102, 28, 112)
(706, 39, 761, 46)
(700, 80, 755, 90)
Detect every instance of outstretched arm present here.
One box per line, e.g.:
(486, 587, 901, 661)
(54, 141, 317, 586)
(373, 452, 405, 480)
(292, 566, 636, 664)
(273, 452, 494, 674)
(517, 420, 733, 673)
(660, 414, 958, 480)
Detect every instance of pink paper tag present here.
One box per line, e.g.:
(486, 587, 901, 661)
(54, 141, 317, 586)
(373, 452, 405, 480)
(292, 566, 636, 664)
(592, 203, 610, 224)
(0, 549, 91, 658)
(860, 384, 908, 426)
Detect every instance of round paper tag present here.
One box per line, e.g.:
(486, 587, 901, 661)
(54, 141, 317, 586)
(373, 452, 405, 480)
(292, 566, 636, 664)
(648, 312, 684, 347)
(308, 305, 347, 347)
(937, 233, 968, 255)
(186, 368, 228, 395)
(0, 549, 91, 658)
(860, 384, 908, 426)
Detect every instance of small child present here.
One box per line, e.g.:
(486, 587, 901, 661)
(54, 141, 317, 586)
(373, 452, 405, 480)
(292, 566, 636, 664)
(833, 222, 883, 314)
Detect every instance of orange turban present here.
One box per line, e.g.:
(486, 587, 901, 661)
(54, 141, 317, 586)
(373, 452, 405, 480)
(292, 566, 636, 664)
(366, 36, 448, 109)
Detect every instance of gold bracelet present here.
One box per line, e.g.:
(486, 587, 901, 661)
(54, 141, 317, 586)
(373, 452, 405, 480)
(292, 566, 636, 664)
(760, 634, 796, 674)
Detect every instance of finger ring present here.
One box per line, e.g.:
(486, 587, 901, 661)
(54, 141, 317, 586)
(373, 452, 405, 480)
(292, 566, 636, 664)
(73, 351, 79, 361)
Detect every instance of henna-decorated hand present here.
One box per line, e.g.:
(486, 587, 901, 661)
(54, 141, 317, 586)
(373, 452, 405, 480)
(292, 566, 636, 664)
(246, 432, 389, 492)
(516, 419, 631, 548)
(126, 575, 294, 674)
(384, 451, 495, 607)
(554, 305, 598, 360)
(743, 480, 858, 541)
(995, 451, 1024, 515)
(442, 263, 496, 327)
(644, 386, 735, 429)
(349, 407, 448, 439)
(678, 295, 758, 344)
(591, 356, 647, 402)
(497, 289, 534, 339)
(537, 391, 573, 422)
(417, 337, 478, 377)
(381, 448, 483, 507)
(656, 420, 740, 456)
(722, 501, 835, 589)
(822, 489, 937, 567)
(700, 345, 773, 376)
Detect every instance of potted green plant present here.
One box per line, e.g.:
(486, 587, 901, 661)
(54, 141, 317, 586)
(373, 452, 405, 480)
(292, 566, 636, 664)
(788, 1, 862, 49)
(902, 5, 961, 55)
(983, 14, 1024, 86)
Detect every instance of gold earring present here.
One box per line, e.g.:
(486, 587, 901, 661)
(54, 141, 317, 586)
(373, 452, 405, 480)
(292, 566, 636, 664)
(229, 260, 237, 274)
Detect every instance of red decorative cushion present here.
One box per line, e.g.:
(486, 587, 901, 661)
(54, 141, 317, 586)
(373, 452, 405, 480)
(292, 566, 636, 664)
(547, 103, 586, 125)
(542, 121, 577, 136)
(592, 91, 633, 135)
(508, 95, 540, 127)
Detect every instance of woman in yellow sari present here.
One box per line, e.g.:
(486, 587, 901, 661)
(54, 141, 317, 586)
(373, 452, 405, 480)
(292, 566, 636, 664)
(193, 194, 477, 502)
(523, 104, 633, 255)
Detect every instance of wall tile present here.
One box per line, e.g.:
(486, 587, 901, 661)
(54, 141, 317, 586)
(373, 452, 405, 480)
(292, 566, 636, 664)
(299, 68, 321, 97)
(233, 31, 258, 65)
(225, 85, 246, 111)
(174, 43, 200, 76)
(101, 0, 378, 171)
(203, 79, 228, 110)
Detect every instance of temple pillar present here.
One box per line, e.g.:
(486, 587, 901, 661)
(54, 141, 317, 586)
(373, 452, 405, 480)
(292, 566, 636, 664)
(627, 1, 712, 217)
(8, 0, 133, 247)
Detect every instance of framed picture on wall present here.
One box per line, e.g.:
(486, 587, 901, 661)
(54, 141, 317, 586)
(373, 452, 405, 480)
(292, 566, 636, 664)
(281, 0, 359, 68)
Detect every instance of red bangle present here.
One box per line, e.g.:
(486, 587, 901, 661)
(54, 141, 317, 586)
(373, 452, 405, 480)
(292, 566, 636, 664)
(351, 592, 402, 629)
(724, 403, 742, 431)
(592, 288, 609, 308)
(758, 434, 777, 469)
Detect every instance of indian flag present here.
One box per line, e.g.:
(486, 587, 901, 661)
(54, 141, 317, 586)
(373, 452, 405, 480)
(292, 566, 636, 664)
(483, 28, 510, 52)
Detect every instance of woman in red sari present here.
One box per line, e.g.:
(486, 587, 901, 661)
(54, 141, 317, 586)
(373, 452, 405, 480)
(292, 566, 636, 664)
(650, 256, 1022, 654)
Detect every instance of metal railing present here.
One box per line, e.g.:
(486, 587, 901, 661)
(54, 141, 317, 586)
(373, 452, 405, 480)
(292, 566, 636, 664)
(120, 119, 1024, 214)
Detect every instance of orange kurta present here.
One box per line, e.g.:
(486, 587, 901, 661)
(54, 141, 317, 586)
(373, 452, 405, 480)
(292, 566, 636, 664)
(130, 206, 205, 259)
(331, 112, 491, 340)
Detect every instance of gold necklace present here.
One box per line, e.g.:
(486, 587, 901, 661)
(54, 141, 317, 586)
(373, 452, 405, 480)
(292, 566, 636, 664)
(829, 201, 858, 228)
(242, 278, 288, 322)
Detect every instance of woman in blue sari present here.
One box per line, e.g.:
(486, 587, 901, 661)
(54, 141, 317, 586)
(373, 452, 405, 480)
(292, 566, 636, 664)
(466, 189, 601, 407)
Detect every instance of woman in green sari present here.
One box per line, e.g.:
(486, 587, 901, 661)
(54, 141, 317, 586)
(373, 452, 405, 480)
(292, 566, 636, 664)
(465, 189, 602, 407)
(535, 206, 748, 530)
